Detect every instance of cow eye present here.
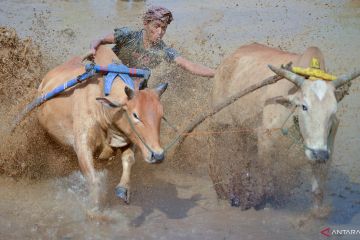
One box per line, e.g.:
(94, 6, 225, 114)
(302, 105, 308, 111)
(133, 112, 140, 120)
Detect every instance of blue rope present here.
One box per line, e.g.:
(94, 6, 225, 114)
(42, 69, 96, 103)
(11, 69, 96, 131)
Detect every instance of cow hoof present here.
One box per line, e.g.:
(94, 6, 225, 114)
(230, 196, 240, 207)
(115, 186, 129, 203)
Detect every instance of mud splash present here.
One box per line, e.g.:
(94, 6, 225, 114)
(0, 26, 42, 115)
(0, 27, 77, 179)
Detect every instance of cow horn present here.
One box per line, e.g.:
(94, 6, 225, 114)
(332, 69, 360, 89)
(125, 86, 135, 99)
(139, 78, 148, 90)
(154, 83, 168, 97)
(268, 65, 305, 87)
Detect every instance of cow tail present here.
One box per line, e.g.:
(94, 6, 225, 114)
(10, 97, 43, 133)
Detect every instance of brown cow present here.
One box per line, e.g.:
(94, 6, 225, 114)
(37, 46, 167, 206)
(210, 43, 360, 215)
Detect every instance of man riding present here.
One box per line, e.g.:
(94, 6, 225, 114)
(85, 6, 215, 78)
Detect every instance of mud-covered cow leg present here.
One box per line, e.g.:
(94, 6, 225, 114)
(115, 147, 135, 203)
(310, 162, 331, 218)
(74, 141, 100, 209)
(73, 121, 102, 209)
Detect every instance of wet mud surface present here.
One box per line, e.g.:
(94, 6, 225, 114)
(1, 0, 360, 239)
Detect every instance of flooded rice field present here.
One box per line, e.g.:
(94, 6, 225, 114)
(1, 0, 360, 239)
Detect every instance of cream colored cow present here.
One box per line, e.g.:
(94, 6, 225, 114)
(211, 43, 360, 213)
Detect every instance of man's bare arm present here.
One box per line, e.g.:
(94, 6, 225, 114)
(90, 33, 115, 51)
(83, 33, 115, 60)
(174, 56, 215, 77)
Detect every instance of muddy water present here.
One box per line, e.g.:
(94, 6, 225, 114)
(1, 0, 360, 239)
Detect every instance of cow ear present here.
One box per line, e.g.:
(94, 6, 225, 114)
(266, 96, 292, 108)
(285, 92, 302, 106)
(125, 86, 135, 100)
(96, 97, 123, 108)
(154, 83, 168, 97)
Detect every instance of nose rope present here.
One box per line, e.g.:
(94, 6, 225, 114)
(163, 133, 183, 153)
(124, 110, 185, 153)
(277, 107, 333, 153)
(170, 108, 333, 155)
(161, 109, 306, 154)
(278, 106, 306, 150)
(163, 108, 305, 153)
(162, 116, 178, 132)
(124, 111, 153, 153)
(161, 105, 333, 155)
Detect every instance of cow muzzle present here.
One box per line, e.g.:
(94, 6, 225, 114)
(145, 149, 165, 164)
(151, 150, 165, 163)
(305, 147, 329, 162)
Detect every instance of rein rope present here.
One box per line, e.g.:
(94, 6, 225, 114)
(159, 106, 306, 154)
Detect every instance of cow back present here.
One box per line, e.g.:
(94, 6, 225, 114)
(36, 46, 125, 146)
(212, 43, 300, 124)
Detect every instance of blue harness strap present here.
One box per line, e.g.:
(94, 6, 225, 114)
(87, 63, 150, 95)
(104, 72, 135, 95)
(104, 72, 118, 96)
(86, 63, 151, 80)
(119, 73, 136, 90)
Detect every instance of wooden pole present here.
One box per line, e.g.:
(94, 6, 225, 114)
(176, 74, 285, 145)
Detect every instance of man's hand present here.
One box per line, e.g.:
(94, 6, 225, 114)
(82, 48, 96, 62)
(83, 33, 115, 62)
